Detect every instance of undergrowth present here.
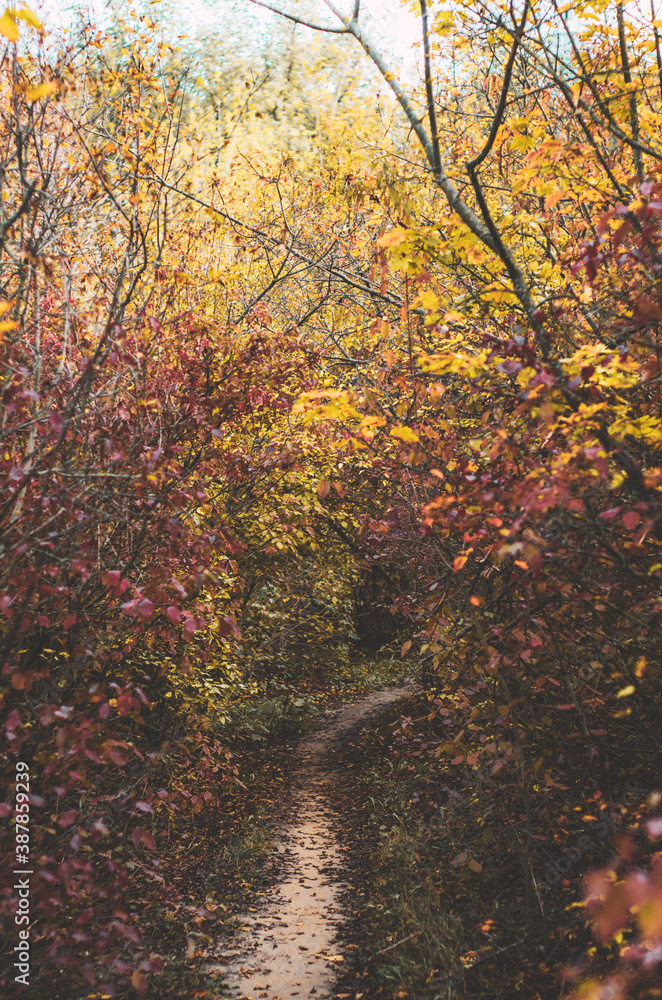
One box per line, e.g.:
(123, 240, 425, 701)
(333, 682, 661, 1000)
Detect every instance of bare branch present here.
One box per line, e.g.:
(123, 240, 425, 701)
(246, 0, 347, 33)
(467, 1, 529, 172)
(616, 0, 643, 179)
(462, 3, 542, 332)
(419, 0, 441, 175)
(652, 0, 662, 102)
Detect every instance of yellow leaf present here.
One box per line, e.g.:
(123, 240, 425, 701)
(416, 290, 440, 312)
(391, 425, 419, 443)
(15, 6, 42, 30)
(571, 980, 605, 1000)
(0, 10, 18, 41)
(637, 896, 662, 938)
(615, 685, 635, 699)
(511, 131, 537, 153)
(0, 319, 18, 333)
(483, 282, 519, 305)
(26, 81, 58, 102)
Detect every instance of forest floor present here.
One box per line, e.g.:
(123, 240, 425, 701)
(164, 659, 650, 1000)
(201, 685, 415, 1000)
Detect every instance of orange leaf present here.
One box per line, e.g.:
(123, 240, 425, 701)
(131, 970, 148, 993)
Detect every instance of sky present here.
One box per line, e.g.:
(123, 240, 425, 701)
(40, 0, 423, 65)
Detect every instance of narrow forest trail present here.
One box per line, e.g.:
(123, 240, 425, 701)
(206, 685, 414, 1000)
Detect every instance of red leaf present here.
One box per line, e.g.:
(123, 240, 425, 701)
(57, 809, 77, 828)
(166, 605, 181, 623)
(114, 921, 141, 944)
(218, 615, 241, 638)
(5, 708, 21, 732)
(135, 800, 154, 814)
(81, 964, 96, 986)
(141, 830, 155, 850)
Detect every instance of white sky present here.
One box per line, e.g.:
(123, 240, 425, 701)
(39, 0, 422, 64)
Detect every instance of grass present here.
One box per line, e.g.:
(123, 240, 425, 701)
(333, 701, 474, 1000)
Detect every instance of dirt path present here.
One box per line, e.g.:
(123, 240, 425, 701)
(207, 686, 413, 1000)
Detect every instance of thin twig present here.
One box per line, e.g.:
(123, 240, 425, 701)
(370, 931, 420, 960)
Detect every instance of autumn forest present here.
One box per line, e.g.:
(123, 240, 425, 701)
(0, 0, 661, 997)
